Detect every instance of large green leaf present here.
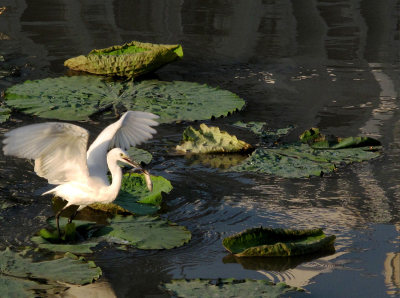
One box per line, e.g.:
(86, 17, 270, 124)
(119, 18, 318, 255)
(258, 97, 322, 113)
(0, 248, 102, 295)
(127, 147, 153, 165)
(161, 279, 302, 298)
(94, 215, 191, 249)
(176, 123, 253, 154)
(5, 77, 245, 122)
(64, 41, 183, 78)
(223, 227, 335, 257)
(231, 144, 380, 178)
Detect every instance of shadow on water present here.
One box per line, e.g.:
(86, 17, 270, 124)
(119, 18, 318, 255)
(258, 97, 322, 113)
(0, 0, 400, 297)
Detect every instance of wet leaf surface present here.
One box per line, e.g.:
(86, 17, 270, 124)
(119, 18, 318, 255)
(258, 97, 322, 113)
(223, 227, 335, 257)
(161, 278, 302, 298)
(4, 77, 245, 122)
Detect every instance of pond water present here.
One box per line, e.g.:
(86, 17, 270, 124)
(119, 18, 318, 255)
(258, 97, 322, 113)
(1, 0, 399, 297)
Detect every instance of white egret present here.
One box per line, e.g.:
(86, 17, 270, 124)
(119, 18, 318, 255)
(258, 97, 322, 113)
(2, 111, 159, 234)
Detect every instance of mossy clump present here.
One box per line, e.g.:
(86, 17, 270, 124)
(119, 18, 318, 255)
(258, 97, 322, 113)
(176, 124, 253, 154)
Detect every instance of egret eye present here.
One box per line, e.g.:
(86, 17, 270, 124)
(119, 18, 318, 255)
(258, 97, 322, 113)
(120, 153, 123, 157)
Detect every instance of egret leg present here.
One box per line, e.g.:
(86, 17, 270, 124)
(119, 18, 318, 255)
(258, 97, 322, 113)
(55, 204, 71, 236)
(68, 209, 78, 224)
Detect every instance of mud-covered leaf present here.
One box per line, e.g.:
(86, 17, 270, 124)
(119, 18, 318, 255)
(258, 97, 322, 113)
(223, 227, 335, 257)
(161, 278, 302, 298)
(5, 77, 244, 122)
(0, 248, 102, 286)
(64, 41, 183, 78)
(94, 215, 191, 249)
(231, 144, 380, 178)
(176, 123, 253, 154)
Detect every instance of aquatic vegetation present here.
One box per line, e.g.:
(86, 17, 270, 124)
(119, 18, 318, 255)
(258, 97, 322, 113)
(233, 121, 293, 143)
(0, 248, 101, 297)
(161, 278, 302, 298)
(300, 127, 381, 149)
(184, 153, 248, 169)
(223, 227, 335, 257)
(4, 77, 244, 122)
(176, 123, 253, 154)
(0, 107, 10, 123)
(64, 41, 183, 78)
(93, 215, 191, 249)
(128, 147, 153, 165)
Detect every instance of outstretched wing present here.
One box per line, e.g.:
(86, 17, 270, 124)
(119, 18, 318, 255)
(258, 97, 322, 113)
(3, 122, 89, 184)
(86, 111, 159, 182)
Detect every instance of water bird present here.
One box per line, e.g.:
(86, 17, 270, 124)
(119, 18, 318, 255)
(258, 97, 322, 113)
(2, 111, 158, 234)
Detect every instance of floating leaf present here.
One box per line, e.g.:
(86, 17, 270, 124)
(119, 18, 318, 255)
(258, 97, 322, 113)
(0, 248, 101, 290)
(161, 279, 302, 298)
(64, 41, 183, 78)
(176, 124, 253, 154)
(117, 173, 173, 210)
(223, 227, 335, 257)
(0, 107, 11, 123)
(127, 147, 153, 165)
(31, 236, 98, 254)
(233, 121, 266, 135)
(5, 77, 244, 122)
(94, 215, 191, 249)
(231, 143, 380, 178)
(300, 128, 381, 149)
(233, 121, 294, 143)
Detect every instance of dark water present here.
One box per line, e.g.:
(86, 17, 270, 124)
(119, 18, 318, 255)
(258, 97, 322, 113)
(1, 0, 400, 297)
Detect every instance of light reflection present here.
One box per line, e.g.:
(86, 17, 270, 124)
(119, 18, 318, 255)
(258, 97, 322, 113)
(384, 224, 400, 296)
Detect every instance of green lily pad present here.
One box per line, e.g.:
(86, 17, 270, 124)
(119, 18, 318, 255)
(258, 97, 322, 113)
(64, 41, 183, 78)
(5, 77, 244, 122)
(223, 227, 335, 257)
(176, 124, 253, 154)
(117, 173, 173, 210)
(233, 121, 266, 135)
(231, 143, 380, 178)
(127, 147, 153, 165)
(0, 248, 101, 290)
(161, 279, 302, 298)
(0, 107, 11, 123)
(234, 121, 294, 143)
(300, 128, 381, 149)
(94, 215, 191, 249)
(31, 236, 98, 254)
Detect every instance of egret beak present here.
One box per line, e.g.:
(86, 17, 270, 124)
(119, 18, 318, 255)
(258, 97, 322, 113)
(122, 156, 153, 192)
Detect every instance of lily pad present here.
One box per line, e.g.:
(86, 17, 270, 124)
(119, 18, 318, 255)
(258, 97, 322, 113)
(5, 77, 245, 122)
(31, 236, 98, 254)
(231, 143, 380, 178)
(223, 227, 335, 257)
(300, 128, 381, 149)
(234, 121, 294, 143)
(161, 278, 302, 298)
(0, 107, 11, 123)
(176, 124, 253, 154)
(94, 215, 191, 249)
(128, 147, 153, 165)
(0, 248, 102, 295)
(64, 41, 183, 78)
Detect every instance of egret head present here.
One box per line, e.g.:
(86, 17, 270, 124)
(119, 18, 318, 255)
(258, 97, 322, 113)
(108, 148, 141, 169)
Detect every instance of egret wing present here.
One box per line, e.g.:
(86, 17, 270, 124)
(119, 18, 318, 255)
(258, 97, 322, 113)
(3, 122, 89, 184)
(87, 111, 159, 182)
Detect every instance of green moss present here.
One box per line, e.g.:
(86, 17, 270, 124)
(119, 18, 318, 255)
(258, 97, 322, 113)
(223, 227, 335, 257)
(64, 41, 183, 78)
(176, 124, 253, 154)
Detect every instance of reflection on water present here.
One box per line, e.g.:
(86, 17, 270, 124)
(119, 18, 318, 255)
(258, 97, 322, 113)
(0, 0, 400, 297)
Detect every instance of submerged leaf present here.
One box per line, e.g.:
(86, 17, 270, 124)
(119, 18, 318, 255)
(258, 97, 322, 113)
(64, 41, 183, 78)
(162, 279, 302, 298)
(176, 123, 253, 154)
(5, 77, 244, 122)
(94, 215, 191, 249)
(0, 248, 102, 288)
(223, 227, 335, 257)
(231, 143, 380, 178)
